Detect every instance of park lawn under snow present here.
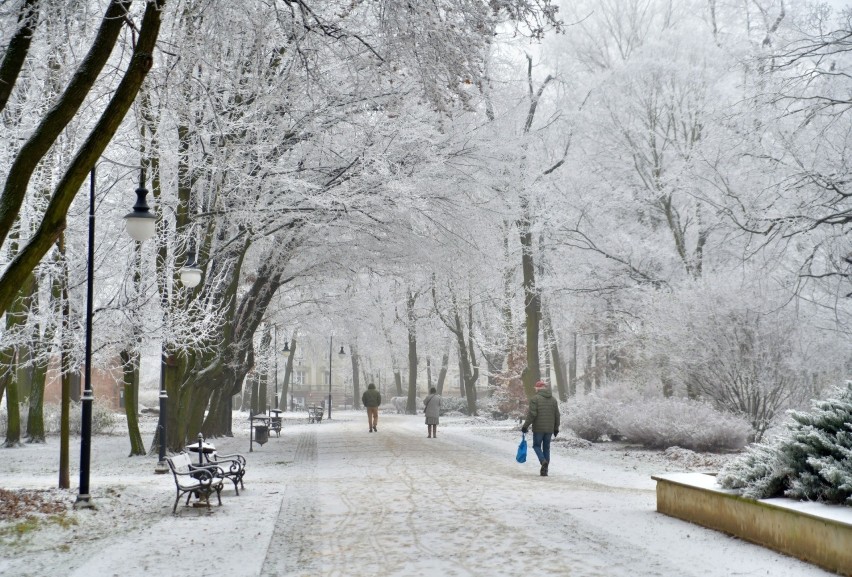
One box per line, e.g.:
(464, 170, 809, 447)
(0, 410, 837, 577)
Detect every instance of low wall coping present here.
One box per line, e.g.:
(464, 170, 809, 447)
(652, 472, 852, 528)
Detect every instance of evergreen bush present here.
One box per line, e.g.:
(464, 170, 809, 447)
(717, 382, 852, 504)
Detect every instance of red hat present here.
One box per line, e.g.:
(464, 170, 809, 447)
(534, 380, 547, 389)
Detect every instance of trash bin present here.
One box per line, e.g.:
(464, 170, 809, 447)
(254, 424, 269, 446)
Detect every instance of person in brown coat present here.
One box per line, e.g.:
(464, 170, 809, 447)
(521, 380, 560, 476)
(361, 383, 381, 432)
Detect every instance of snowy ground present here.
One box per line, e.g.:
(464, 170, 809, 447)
(0, 409, 836, 577)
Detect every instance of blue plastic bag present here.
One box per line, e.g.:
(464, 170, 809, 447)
(516, 433, 527, 463)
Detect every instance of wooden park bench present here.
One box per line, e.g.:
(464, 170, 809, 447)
(307, 405, 323, 423)
(165, 452, 224, 514)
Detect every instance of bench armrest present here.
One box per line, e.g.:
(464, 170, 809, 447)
(213, 452, 246, 466)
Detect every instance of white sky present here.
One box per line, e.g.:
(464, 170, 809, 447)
(0, 411, 838, 577)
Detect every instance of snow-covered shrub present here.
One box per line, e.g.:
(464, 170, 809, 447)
(42, 400, 118, 435)
(0, 403, 29, 436)
(475, 395, 506, 419)
(439, 396, 469, 415)
(717, 382, 852, 504)
(563, 394, 623, 442)
(138, 388, 160, 409)
(2, 400, 117, 436)
(617, 397, 750, 451)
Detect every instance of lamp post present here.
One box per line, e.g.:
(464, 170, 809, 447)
(328, 337, 345, 419)
(273, 327, 279, 410)
(76, 168, 156, 509)
(283, 341, 292, 410)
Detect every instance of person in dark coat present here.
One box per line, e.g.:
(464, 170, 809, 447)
(361, 383, 381, 432)
(521, 380, 560, 476)
(423, 387, 442, 438)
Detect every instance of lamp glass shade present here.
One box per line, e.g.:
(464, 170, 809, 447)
(180, 265, 203, 288)
(124, 215, 156, 242)
(338, 346, 345, 357)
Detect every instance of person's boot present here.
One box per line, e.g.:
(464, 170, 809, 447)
(540, 460, 549, 476)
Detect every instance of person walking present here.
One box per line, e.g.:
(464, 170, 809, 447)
(521, 380, 560, 476)
(423, 387, 442, 438)
(361, 383, 381, 432)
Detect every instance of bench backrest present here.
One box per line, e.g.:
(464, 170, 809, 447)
(167, 452, 193, 475)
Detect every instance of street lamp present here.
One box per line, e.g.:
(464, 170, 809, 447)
(179, 249, 202, 289)
(328, 337, 345, 419)
(76, 167, 156, 509)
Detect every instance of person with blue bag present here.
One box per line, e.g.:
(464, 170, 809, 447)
(521, 380, 560, 476)
(516, 431, 527, 463)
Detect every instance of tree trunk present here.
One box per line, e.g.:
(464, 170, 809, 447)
(519, 198, 540, 399)
(406, 291, 418, 415)
(25, 358, 46, 443)
(544, 315, 567, 402)
(436, 348, 449, 395)
(0, 0, 40, 115)
(59, 368, 71, 488)
(2, 347, 21, 447)
(162, 351, 183, 451)
(394, 370, 403, 397)
(120, 348, 145, 456)
(593, 333, 603, 389)
(568, 332, 577, 397)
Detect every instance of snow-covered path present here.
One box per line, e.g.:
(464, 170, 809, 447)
(260, 413, 828, 577)
(0, 411, 834, 576)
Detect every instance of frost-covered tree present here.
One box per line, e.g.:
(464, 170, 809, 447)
(718, 381, 852, 504)
(640, 278, 844, 439)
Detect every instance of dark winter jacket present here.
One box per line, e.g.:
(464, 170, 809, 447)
(362, 384, 381, 408)
(522, 388, 560, 434)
